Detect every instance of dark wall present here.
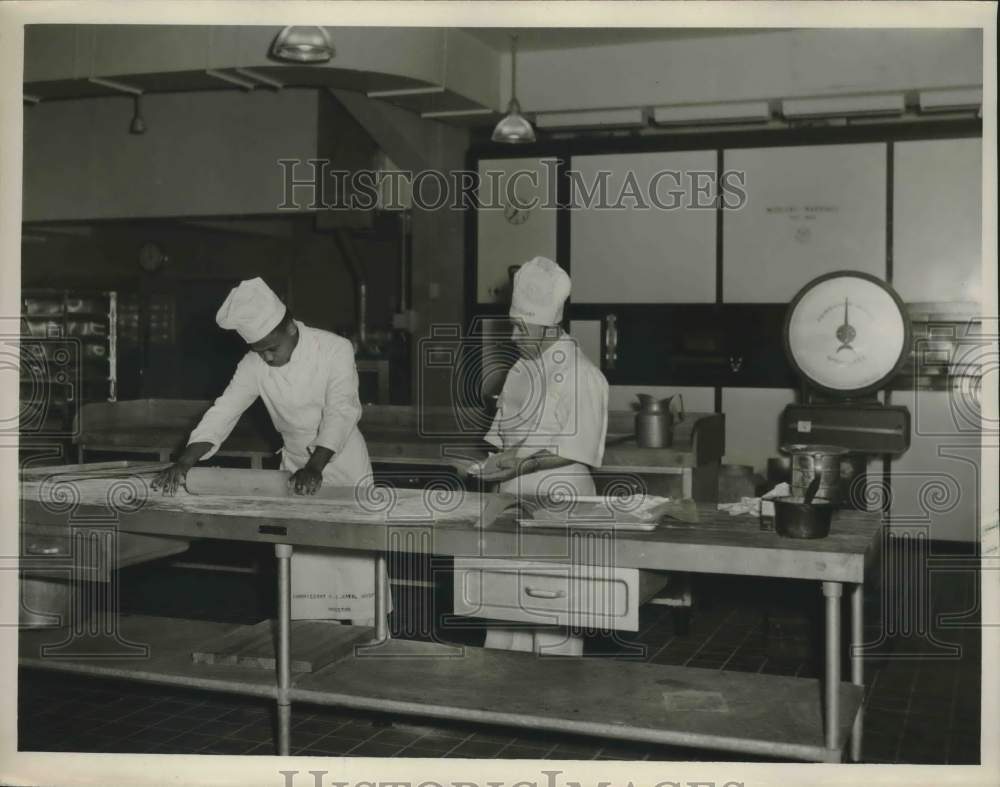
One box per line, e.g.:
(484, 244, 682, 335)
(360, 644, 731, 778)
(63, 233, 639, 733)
(21, 215, 403, 401)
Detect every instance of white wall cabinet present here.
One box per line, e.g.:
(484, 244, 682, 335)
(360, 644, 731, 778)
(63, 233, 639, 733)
(893, 138, 982, 304)
(723, 143, 887, 302)
(570, 151, 717, 303)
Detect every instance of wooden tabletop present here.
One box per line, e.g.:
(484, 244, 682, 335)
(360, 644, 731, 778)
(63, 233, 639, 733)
(20, 465, 882, 583)
(73, 400, 724, 469)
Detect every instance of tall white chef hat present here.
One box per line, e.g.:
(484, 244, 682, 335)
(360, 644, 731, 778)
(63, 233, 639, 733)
(509, 256, 571, 326)
(216, 277, 287, 344)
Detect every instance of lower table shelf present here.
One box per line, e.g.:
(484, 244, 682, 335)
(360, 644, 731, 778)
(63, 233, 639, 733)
(19, 616, 279, 699)
(19, 614, 862, 762)
(295, 637, 862, 762)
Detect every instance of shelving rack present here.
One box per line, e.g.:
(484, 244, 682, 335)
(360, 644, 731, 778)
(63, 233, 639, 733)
(20, 289, 117, 437)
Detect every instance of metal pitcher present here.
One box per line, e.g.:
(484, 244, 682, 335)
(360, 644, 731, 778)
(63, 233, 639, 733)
(634, 394, 685, 448)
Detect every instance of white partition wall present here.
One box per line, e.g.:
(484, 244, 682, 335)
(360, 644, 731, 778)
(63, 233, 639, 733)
(472, 134, 983, 537)
(476, 157, 558, 304)
(570, 151, 717, 303)
(723, 143, 887, 302)
(893, 138, 982, 304)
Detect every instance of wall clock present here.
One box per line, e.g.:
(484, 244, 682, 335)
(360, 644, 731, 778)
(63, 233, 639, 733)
(138, 242, 167, 272)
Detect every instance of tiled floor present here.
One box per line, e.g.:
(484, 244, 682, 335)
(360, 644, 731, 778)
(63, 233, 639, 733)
(18, 539, 981, 763)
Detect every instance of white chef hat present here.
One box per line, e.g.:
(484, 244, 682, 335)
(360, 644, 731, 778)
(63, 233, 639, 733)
(509, 256, 571, 326)
(216, 278, 286, 344)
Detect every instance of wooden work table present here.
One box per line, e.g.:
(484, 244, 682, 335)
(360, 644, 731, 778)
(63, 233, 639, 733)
(71, 401, 725, 502)
(19, 461, 879, 763)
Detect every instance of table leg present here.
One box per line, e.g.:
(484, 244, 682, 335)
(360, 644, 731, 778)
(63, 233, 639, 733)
(275, 543, 293, 756)
(851, 582, 864, 762)
(375, 553, 388, 642)
(822, 581, 843, 756)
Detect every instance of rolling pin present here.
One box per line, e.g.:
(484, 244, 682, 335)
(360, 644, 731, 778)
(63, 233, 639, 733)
(184, 468, 345, 499)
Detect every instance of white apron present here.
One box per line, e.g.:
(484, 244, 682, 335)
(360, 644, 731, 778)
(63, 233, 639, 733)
(284, 442, 391, 622)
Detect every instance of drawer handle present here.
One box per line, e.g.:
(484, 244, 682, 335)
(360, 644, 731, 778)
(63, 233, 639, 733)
(524, 587, 565, 600)
(26, 543, 62, 556)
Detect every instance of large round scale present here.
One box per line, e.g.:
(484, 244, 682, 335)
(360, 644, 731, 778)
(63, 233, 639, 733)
(784, 270, 911, 398)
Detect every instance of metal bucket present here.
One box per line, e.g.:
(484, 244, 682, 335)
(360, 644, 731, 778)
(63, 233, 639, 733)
(784, 444, 849, 505)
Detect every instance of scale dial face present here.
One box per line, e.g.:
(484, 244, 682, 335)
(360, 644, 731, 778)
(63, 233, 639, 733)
(784, 271, 910, 397)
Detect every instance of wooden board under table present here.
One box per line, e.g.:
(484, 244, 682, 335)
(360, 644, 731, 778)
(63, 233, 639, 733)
(21, 470, 883, 584)
(192, 620, 373, 673)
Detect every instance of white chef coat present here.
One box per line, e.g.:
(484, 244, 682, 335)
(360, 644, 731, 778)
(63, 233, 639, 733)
(485, 333, 609, 498)
(188, 321, 386, 621)
(190, 321, 371, 484)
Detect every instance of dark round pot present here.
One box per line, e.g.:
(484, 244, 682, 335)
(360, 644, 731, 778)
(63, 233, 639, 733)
(773, 496, 834, 539)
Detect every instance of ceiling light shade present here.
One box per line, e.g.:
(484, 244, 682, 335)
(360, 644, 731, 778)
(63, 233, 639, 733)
(270, 26, 334, 63)
(492, 98, 535, 143)
(492, 34, 535, 144)
(129, 95, 146, 135)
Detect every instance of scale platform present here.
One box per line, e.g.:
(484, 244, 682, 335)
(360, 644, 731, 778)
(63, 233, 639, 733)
(780, 402, 910, 455)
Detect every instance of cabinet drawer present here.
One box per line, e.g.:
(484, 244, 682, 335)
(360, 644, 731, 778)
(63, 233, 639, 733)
(453, 559, 668, 632)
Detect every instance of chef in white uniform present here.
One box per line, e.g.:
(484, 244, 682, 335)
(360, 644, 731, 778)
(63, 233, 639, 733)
(471, 257, 609, 654)
(152, 277, 386, 626)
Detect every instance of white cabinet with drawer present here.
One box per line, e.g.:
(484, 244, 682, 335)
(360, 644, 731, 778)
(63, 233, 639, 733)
(453, 558, 669, 632)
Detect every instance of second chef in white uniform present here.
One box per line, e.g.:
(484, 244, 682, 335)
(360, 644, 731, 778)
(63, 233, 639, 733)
(471, 257, 609, 654)
(152, 277, 388, 625)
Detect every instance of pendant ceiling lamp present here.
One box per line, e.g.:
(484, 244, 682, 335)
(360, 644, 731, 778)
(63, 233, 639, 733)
(492, 34, 535, 144)
(270, 26, 335, 63)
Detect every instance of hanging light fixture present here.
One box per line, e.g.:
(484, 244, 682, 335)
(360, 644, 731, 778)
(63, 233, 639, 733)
(129, 94, 146, 135)
(270, 26, 334, 63)
(492, 34, 535, 144)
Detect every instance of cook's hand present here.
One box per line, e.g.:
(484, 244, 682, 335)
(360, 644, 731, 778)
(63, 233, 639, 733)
(468, 452, 520, 483)
(151, 464, 189, 496)
(289, 467, 323, 496)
